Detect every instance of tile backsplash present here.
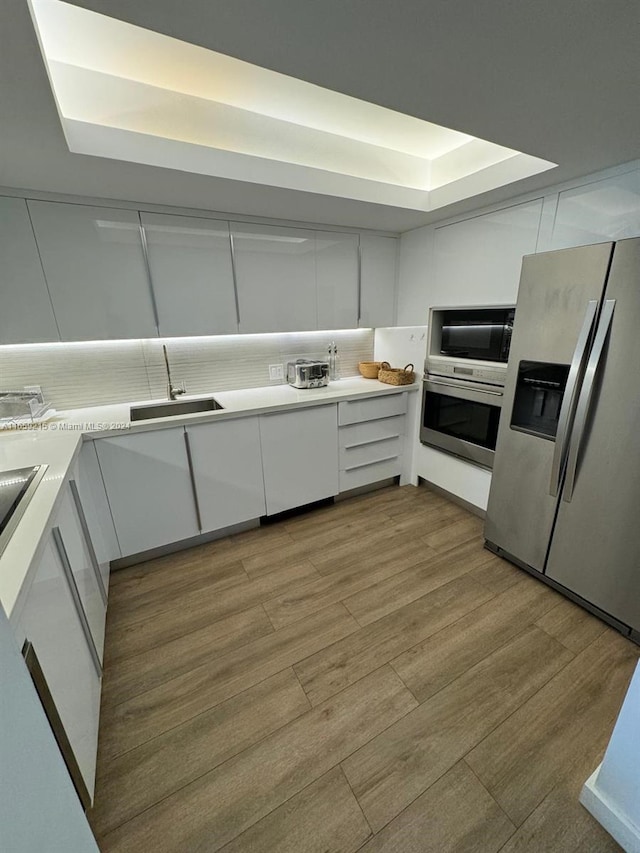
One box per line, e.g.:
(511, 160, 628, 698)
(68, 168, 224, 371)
(0, 330, 374, 410)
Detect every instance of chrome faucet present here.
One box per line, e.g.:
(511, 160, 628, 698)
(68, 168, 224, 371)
(162, 345, 186, 401)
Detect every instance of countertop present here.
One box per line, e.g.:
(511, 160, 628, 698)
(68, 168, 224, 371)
(0, 378, 419, 618)
(44, 377, 419, 438)
(0, 430, 83, 619)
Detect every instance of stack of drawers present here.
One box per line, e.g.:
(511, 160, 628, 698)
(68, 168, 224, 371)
(338, 392, 407, 492)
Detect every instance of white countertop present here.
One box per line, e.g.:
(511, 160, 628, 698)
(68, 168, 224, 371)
(0, 430, 83, 619)
(47, 377, 418, 438)
(0, 377, 418, 617)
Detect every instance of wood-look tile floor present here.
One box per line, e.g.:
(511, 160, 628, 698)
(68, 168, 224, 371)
(89, 484, 639, 852)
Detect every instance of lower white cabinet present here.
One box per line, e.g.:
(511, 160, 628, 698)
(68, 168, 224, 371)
(96, 418, 267, 556)
(338, 392, 407, 426)
(54, 488, 107, 664)
(187, 417, 266, 532)
(96, 428, 200, 557)
(73, 441, 120, 591)
(260, 405, 339, 515)
(16, 535, 102, 802)
(338, 394, 407, 492)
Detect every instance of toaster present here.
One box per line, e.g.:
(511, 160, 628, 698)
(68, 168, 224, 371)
(287, 360, 330, 389)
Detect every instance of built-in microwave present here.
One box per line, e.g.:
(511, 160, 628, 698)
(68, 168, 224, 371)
(426, 306, 515, 382)
(421, 305, 514, 468)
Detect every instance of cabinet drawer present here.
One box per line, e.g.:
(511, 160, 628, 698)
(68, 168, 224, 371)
(340, 435, 403, 470)
(339, 456, 402, 492)
(338, 393, 407, 426)
(339, 414, 405, 450)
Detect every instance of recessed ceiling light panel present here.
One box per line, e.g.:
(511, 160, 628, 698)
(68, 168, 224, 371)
(28, 0, 556, 211)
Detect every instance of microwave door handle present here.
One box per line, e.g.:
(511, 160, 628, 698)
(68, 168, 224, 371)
(562, 299, 615, 503)
(549, 300, 599, 496)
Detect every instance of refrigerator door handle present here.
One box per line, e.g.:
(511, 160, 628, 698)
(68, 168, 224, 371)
(563, 298, 616, 503)
(549, 299, 599, 496)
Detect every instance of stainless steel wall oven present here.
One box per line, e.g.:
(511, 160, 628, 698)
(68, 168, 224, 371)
(420, 305, 515, 469)
(420, 377, 503, 468)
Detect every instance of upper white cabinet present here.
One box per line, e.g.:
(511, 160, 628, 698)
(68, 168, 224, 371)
(187, 417, 266, 532)
(95, 428, 200, 557)
(231, 222, 318, 332)
(315, 231, 359, 329)
(359, 235, 398, 328)
(551, 170, 640, 250)
(141, 212, 238, 336)
(260, 405, 339, 515)
(0, 196, 59, 344)
(432, 199, 544, 305)
(27, 201, 157, 341)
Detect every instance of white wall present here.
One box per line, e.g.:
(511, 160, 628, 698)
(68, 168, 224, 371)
(373, 326, 428, 487)
(397, 159, 640, 509)
(581, 661, 640, 852)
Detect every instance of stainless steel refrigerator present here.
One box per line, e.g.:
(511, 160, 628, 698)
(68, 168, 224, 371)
(485, 237, 640, 642)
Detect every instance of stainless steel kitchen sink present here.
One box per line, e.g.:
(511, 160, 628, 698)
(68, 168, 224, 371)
(130, 398, 224, 421)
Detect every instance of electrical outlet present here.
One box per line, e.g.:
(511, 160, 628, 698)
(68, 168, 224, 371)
(269, 364, 284, 381)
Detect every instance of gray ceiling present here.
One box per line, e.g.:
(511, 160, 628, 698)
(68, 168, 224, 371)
(1, 0, 639, 232)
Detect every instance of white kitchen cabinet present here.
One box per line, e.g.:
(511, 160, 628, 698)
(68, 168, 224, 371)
(16, 535, 102, 801)
(315, 231, 359, 329)
(27, 201, 157, 341)
(359, 235, 398, 328)
(338, 396, 407, 492)
(54, 486, 106, 663)
(0, 606, 99, 852)
(0, 196, 59, 344)
(551, 170, 640, 250)
(96, 428, 199, 556)
(141, 212, 238, 336)
(338, 392, 407, 426)
(432, 199, 543, 305)
(231, 222, 317, 332)
(260, 405, 339, 514)
(73, 441, 120, 591)
(187, 417, 266, 532)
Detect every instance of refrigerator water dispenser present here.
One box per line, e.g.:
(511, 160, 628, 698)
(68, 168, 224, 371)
(510, 361, 570, 440)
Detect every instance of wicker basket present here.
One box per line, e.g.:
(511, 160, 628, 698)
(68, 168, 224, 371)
(378, 362, 415, 386)
(358, 361, 382, 379)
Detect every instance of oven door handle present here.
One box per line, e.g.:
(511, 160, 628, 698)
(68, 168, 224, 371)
(548, 299, 598, 497)
(424, 377, 503, 400)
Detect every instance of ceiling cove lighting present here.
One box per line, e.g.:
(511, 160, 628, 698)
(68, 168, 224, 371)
(28, 0, 556, 212)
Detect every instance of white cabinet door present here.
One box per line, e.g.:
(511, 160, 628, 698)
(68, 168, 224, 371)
(141, 212, 238, 336)
(73, 441, 120, 592)
(315, 231, 359, 329)
(231, 222, 317, 332)
(0, 197, 59, 343)
(187, 417, 265, 532)
(260, 405, 339, 515)
(433, 199, 543, 305)
(359, 235, 398, 328)
(54, 486, 107, 663)
(551, 170, 640, 250)
(27, 201, 157, 341)
(0, 607, 99, 852)
(95, 428, 199, 557)
(16, 536, 102, 801)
